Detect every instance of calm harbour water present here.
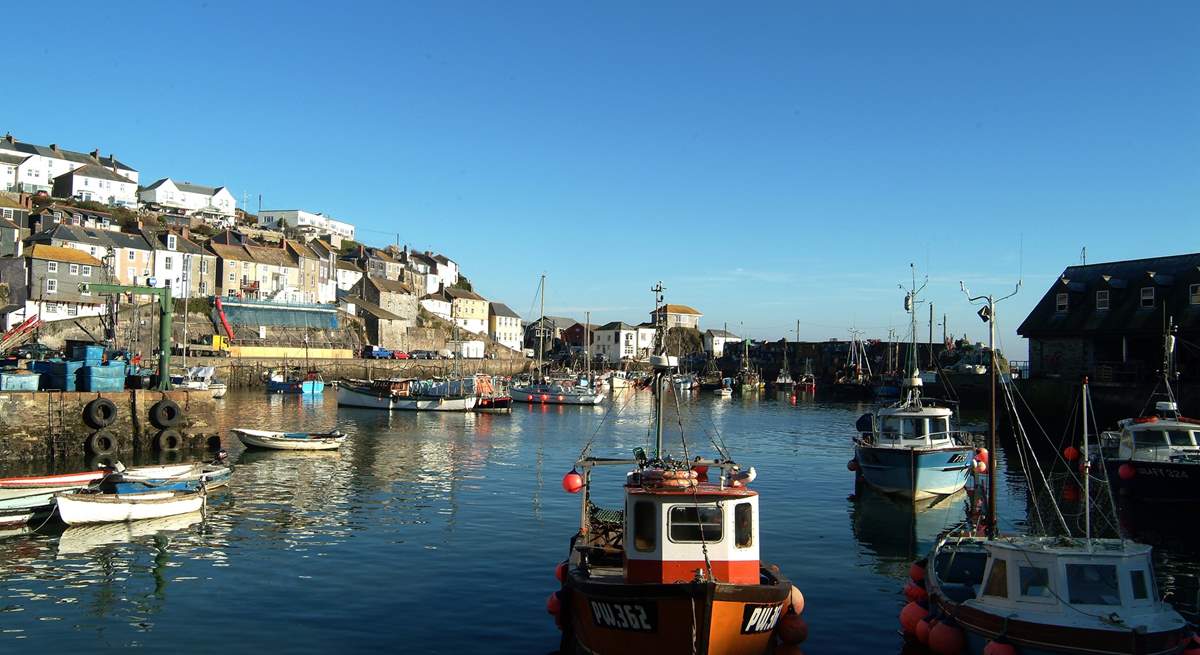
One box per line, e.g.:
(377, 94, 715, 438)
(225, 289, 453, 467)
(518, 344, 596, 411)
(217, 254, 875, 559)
(0, 389, 1195, 653)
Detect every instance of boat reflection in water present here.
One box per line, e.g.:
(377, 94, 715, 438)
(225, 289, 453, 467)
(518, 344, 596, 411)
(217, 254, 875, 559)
(849, 482, 972, 579)
(57, 511, 204, 557)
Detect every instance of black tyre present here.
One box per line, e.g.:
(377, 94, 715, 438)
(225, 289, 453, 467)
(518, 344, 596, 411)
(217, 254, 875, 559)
(149, 399, 182, 429)
(155, 429, 183, 452)
(82, 398, 118, 429)
(86, 430, 117, 457)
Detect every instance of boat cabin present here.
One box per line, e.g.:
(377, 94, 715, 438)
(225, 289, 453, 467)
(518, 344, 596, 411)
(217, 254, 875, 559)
(623, 481, 760, 585)
(865, 405, 957, 449)
(1116, 421, 1200, 463)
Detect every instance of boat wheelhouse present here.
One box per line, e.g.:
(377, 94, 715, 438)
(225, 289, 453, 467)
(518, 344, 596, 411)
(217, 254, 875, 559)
(1097, 401, 1200, 502)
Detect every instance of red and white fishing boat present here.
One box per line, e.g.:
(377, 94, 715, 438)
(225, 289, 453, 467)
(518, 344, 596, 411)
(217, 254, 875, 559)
(549, 286, 809, 655)
(0, 470, 106, 525)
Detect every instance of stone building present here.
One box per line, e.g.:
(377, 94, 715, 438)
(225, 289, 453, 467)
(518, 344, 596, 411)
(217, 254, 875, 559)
(650, 304, 702, 330)
(23, 244, 107, 323)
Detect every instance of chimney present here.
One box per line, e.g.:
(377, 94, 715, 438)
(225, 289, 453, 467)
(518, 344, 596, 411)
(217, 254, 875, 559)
(49, 144, 58, 152)
(3, 133, 13, 144)
(181, 227, 190, 241)
(89, 149, 100, 161)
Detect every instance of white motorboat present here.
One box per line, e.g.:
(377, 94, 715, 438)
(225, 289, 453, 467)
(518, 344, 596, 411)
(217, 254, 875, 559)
(510, 383, 604, 406)
(337, 379, 478, 411)
(55, 489, 206, 525)
(0, 470, 108, 525)
(233, 428, 347, 451)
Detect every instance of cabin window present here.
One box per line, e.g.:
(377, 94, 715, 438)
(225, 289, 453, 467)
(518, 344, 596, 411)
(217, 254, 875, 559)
(1166, 430, 1195, 447)
(982, 559, 1008, 598)
(735, 503, 753, 548)
(1066, 564, 1120, 605)
(1130, 570, 1149, 600)
(1096, 290, 1109, 311)
(633, 501, 656, 552)
(1019, 566, 1052, 598)
(1055, 293, 1068, 313)
(1140, 287, 1154, 309)
(669, 506, 722, 543)
(1133, 431, 1167, 451)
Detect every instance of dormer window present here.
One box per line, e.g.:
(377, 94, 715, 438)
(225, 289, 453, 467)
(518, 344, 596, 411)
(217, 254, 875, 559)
(167, 234, 178, 251)
(1096, 290, 1109, 311)
(1140, 287, 1155, 309)
(1055, 293, 1068, 313)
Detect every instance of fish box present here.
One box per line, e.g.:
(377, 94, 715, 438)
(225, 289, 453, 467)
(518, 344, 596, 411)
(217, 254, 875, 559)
(70, 344, 105, 362)
(0, 371, 40, 391)
(80, 376, 125, 392)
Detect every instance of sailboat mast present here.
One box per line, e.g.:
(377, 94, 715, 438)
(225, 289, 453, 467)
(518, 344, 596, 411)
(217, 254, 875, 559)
(652, 282, 666, 459)
(1082, 376, 1091, 549)
(585, 310, 591, 378)
(987, 295, 997, 539)
(537, 274, 545, 378)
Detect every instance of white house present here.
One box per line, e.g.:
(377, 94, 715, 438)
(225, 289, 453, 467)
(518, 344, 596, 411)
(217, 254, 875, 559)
(704, 329, 740, 357)
(650, 304, 703, 330)
(0, 134, 137, 194)
(51, 164, 138, 208)
(335, 260, 363, 293)
(593, 321, 641, 362)
(140, 178, 237, 224)
(488, 302, 523, 352)
(636, 323, 658, 360)
(420, 288, 452, 322)
(258, 209, 355, 241)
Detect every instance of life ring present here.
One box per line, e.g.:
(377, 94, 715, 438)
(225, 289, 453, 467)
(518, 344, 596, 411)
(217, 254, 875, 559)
(663, 470, 688, 480)
(662, 478, 692, 488)
(83, 398, 118, 429)
(86, 430, 117, 457)
(149, 399, 182, 429)
(155, 429, 183, 452)
(1133, 416, 1158, 424)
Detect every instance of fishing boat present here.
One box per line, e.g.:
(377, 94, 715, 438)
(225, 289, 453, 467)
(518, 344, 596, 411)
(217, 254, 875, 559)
(233, 428, 347, 450)
(511, 274, 605, 407)
(851, 271, 975, 500)
(715, 378, 734, 398)
(55, 489, 206, 525)
(771, 330, 794, 390)
(171, 365, 226, 397)
(337, 378, 479, 411)
(473, 374, 512, 413)
(0, 470, 107, 525)
(794, 358, 817, 394)
(104, 461, 232, 494)
(671, 372, 695, 392)
(267, 368, 325, 395)
(733, 338, 764, 393)
(552, 284, 809, 655)
(829, 330, 874, 399)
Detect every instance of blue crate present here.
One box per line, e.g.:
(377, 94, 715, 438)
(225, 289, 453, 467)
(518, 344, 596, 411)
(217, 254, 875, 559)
(71, 344, 105, 361)
(80, 365, 126, 380)
(80, 376, 124, 392)
(0, 371, 40, 391)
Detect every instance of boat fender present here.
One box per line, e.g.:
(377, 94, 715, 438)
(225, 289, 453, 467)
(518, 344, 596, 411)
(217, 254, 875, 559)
(915, 616, 934, 646)
(983, 639, 1017, 655)
(928, 620, 966, 655)
(788, 585, 805, 614)
(155, 429, 183, 452)
(1118, 463, 1136, 481)
(149, 399, 182, 429)
(898, 601, 928, 635)
(86, 430, 117, 457)
(777, 612, 808, 644)
(909, 560, 927, 583)
(82, 398, 118, 429)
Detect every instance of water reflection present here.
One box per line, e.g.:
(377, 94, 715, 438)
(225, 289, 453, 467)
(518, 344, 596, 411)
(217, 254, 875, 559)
(849, 484, 972, 578)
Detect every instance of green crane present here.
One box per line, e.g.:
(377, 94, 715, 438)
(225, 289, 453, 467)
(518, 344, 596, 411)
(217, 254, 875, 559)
(79, 282, 173, 391)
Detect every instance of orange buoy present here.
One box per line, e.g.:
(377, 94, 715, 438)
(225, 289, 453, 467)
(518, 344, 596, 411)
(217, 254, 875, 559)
(904, 580, 928, 603)
(788, 585, 805, 615)
(973, 460, 988, 475)
(983, 640, 1017, 655)
(546, 591, 562, 615)
(909, 561, 926, 583)
(974, 447, 989, 465)
(555, 561, 568, 582)
(1118, 463, 1136, 481)
(847, 459, 860, 472)
(899, 601, 928, 635)
(929, 620, 966, 655)
(1061, 483, 1081, 503)
(777, 613, 808, 644)
(562, 470, 584, 493)
(1063, 446, 1080, 462)
(915, 616, 934, 646)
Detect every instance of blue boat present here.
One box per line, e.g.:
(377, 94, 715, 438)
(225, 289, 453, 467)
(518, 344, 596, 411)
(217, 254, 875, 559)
(105, 463, 232, 494)
(267, 369, 325, 395)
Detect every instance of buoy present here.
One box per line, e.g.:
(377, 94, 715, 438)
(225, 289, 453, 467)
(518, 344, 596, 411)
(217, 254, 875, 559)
(899, 601, 928, 635)
(929, 620, 966, 655)
(983, 640, 1017, 655)
(847, 459, 860, 472)
(788, 585, 805, 615)
(909, 561, 926, 583)
(974, 447, 989, 465)
(562, 470, 584, 493)
(904, 580, 928, 603)
(973, 460, 988, 475)
(777, 613, 808, 644)
(1061, 483, 1081, 503)
(915, 616, 934, 646)
(555, 561, 568, 582)
(1063, 446, 1081, 462)
(546, 591, 562, 615)
(1118, 463, 1136, 481)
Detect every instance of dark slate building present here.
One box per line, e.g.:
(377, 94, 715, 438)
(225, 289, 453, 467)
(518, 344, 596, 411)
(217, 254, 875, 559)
(1017, 253, 1200, 383)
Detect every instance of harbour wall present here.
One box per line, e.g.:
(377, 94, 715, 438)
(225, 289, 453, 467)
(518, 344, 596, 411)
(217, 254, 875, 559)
(193, 356, 534, 389)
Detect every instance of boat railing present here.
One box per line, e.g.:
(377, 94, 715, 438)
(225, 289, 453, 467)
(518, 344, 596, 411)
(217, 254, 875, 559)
(860, 430, 978, 448)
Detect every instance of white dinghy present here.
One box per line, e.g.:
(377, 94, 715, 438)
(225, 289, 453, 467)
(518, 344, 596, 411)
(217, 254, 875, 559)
(233, 428, 347, 451)
(55, 489, 206, 525)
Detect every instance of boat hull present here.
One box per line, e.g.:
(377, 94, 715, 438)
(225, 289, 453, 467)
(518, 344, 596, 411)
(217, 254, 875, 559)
(268, 380, 325, 395)
(56, 491, 205, 525)
(336, 385, 478, 411)
(0, 471, 107, 514)
(233, 429, 346, 451)
(109, 465, 232, 494)
(854, 444, 972, 500)
(562, 568, 792, 655)
(1103, 459, 1198, 503)
(511, 387, 603, 405)
(474, 396, 513, 413)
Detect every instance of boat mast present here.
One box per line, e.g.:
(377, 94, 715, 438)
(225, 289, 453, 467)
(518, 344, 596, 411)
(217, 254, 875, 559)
(1082, 375, 1091, 550)
(585, 310, 590, 379)
(652, 281, 666, 459)
(537, 273, 545, 380)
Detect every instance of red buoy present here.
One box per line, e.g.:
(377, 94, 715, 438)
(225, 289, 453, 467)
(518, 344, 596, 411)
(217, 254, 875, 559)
(546, 591, 562, 615)
(1118, 463, 1136, 481)
(974, 447, 989, 465)
(915, 616, 934, 646)
(1061, 483, 1081, 503)
(973, 460, 988, 475)
(777, 612, 809, 644)
(847, 459, 860, 472)
(929, 620, 966, 655)
(899, 601, 928, 635)
(555, 561, 568, 582)
(909, 561, 926, 583)
(1063, 446, 1081, 462)
(562, 470, 584, 493)
(904, 580, 928, 603)
(984, 640, 1017, 655)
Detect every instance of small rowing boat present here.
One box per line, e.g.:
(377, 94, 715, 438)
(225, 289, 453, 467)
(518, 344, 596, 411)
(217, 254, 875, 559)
(233, 428, 347, 451)
(106, 462, 232, 494)
(55, 489, 206, 525)
(0, 470, 108, 526)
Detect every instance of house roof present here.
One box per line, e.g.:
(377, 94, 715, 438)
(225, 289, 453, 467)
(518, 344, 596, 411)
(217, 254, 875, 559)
(597, 321, 635, 331)
(652, 303, 702, 316)
(489, 302, 520, 319)
(208, 242, 253, 262)
(0, 217, 19, 230)
(57, 163, 134, 184)
(533, 315, 577, 330)
(344, 295, 403, 321)
(247, 244, 296, 267)
(367, 275, 413, 295)
(175, 181, 222, 196)
(421, 288, 452, 303)
(0, 139, 136, 172)
(366, 247, 398, 263)
(1018, 253, 1200, 338)
(28, 244, 103, 266)
(445, 287, 485, 302)
(286, 240, 320, 260)
(433, 253, 453, 265)
(151, 230, 209, 255)
(336, 260, 361, 272)
(0, 195, 25, 210)
(0, 153, 28, 166)
(705, 329, 739, 338)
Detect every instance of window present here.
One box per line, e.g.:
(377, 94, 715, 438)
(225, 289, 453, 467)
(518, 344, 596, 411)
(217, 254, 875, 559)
(1056, 293, 1068, 313)
(67, 303, 78, 317)
(1130, 570, 1149, 600)
(229, 272, 235, 281)
(167, 234, 177, 251)
(633, 501, 656, 552)
(47, 262, 58, 273)
(165, 256, 173, 271)
(669, 505, 722, 543)
(45, 279, 57, 294)
(69, 264, 79, 275)
(1019, 566, 1052, 597)
(1166, 430, 1195, 447)
(45, 302, 58, 314)
(1191, 284, 1200, 306)
(200, 259, 209, 274)
(1096, 290, 1109, 311)
(89, 246, 96, 257)
(1141, 287, 1155, 309)
(735, 503, 753, 548)
(1067, 564, 1120, 605)
(1, 209, 11, 219)
(199, 281, 208, 295)
(227, 289, 236, 297)
(81, 266, 91, 277)
(983, 559, 1008, 597)
(128, 249, 135, 261)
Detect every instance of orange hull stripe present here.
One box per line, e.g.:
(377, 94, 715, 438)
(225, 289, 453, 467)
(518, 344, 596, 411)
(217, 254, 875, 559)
(625, 559, 760, 585)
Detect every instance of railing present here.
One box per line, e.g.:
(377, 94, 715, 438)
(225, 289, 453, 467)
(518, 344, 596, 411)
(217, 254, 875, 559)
(1093, 360, 1145, 385)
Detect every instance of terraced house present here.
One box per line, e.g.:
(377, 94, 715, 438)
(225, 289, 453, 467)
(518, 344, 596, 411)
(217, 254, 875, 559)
(24, 245, 107, 323)
(0, 134, 137, 194)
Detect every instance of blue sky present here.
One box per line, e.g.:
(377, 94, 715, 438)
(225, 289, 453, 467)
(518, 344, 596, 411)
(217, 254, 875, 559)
(7, 2, 1198, 355)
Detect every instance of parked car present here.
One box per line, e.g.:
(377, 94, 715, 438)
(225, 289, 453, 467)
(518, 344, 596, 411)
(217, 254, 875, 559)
(391, 351, 410, 360)
(13, 343, 57, 360)
(410, 350, 435, 359)
(361, 345, 393, 359)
